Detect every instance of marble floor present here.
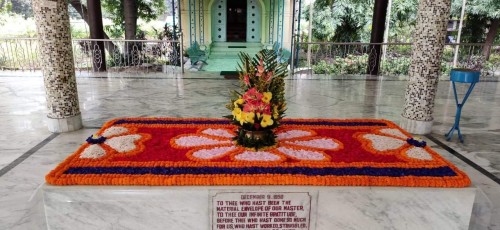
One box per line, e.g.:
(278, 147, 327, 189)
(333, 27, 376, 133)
(0, 72, 499, 229)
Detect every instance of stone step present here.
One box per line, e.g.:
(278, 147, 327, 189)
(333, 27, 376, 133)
(209, 50, 260, 56)
(211, 46, 261, 50)
(209, 54, 255, 60)
(211, 42, 263, 48)
(209, 54, 259, 59)
(210, 47, 261, 51)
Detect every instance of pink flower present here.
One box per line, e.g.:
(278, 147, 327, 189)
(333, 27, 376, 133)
(256, 59, 265, 77)
(264, 71, 273, 83)
(243, 74, 250, 86)
(243, 102, 258, 113)
(242, 99, 271, 114)
(243, 88, 263, 103)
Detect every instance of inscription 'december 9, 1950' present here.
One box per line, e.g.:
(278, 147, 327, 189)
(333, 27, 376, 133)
(212, 192, 311, 230)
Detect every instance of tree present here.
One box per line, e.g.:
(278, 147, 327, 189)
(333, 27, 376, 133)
(387, 0, 418, 42)
(451, 0, 500, 59)
(304, 0, 418, 42)
(0, 1, 12, 13)
(8, 0, 31, 18)
(102, 0, 165, 39)
(304, 0, 373, 42)
(123, 0, 138, 39)
(68, 0, 118, 53)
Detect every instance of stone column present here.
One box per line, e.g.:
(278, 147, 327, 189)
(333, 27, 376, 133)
(32, 0, 83, 132)
(400, 0, 451, 134)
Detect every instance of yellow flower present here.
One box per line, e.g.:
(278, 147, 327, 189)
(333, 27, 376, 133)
(261, 114, 274, 128)
(262, 92, 272, 103)
(233, 98, 244, 107)
(232, 107, 242, 121)
(242, 112, 255, 124)
(272, 105, 279, 119)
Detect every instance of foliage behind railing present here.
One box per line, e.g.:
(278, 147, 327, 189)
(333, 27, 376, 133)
(0, 38, 182, 73)
(295, 42, 500, 77)
(73, 39, 181, 73)
(0, 38, 40, 71)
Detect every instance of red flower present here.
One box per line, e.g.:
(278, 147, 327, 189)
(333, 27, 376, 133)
(257, 103, 271, 115)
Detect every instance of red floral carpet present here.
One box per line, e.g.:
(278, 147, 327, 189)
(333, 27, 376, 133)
(46, 118, 470, 187)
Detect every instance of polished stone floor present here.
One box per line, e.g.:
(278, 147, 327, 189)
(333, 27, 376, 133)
(0, 72, 499, 229)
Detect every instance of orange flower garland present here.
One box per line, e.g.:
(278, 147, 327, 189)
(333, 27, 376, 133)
(46, 117, 471, 187)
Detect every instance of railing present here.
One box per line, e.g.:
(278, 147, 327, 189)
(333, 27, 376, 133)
(294, 42, 500, 77)
(0, 38, 41, 71)
(0, 38, 182, 73)
(1, 38, 499, 78)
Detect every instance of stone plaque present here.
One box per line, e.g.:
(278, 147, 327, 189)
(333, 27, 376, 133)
(211, 192, 311, 230)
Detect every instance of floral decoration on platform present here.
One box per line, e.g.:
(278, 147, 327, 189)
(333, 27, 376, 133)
(80, 126, 151, 159)
(171, 127, 342, 162)
(355, 128, 434, 161)
(225, 50, 287, 149)
(46, 117, 470, 187)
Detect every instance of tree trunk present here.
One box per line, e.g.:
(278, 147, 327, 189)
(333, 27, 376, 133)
(123, 0, 138, 40)
(68, 0, 118, 53)
(87, 0, 106, 72)
(367, 0, 389, 76)
(483, 18, 500, 60)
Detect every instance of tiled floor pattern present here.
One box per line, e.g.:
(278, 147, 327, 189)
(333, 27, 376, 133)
(0, 74, 499, 229)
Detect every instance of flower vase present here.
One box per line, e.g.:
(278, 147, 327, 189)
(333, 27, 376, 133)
(243, 130, 267, 141)
(237, 128, 276, 150)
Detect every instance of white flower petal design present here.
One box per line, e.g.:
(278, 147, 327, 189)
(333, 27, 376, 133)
(234, 151, 282, 161)
(379, 128, 408, 139)
(285, 138, 339, 150)
(102, 126, 129, 138)
(201, 128, 234, 138)
(405, 147, 433, 160)
(80, 145, 106, 159)
(192, 146, 237, 160)
(174, 136, 231, 147)
(105, 134, 142, 153)
(277, 130, 313, 140)
(277, 147, 326, 161)
(362, 134, 406, 151)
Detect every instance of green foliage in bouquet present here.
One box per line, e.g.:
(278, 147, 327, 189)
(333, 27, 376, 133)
(225, 49, 288, 149)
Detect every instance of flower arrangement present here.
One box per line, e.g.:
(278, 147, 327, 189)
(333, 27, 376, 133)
(225, 50, 288, 149)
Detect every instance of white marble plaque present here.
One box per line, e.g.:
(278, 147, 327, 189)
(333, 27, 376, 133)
(211, 192, 312, 230)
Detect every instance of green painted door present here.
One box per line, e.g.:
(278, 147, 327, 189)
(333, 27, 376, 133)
(246, 0, 261, 42)
(213, 0, 227, 42)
